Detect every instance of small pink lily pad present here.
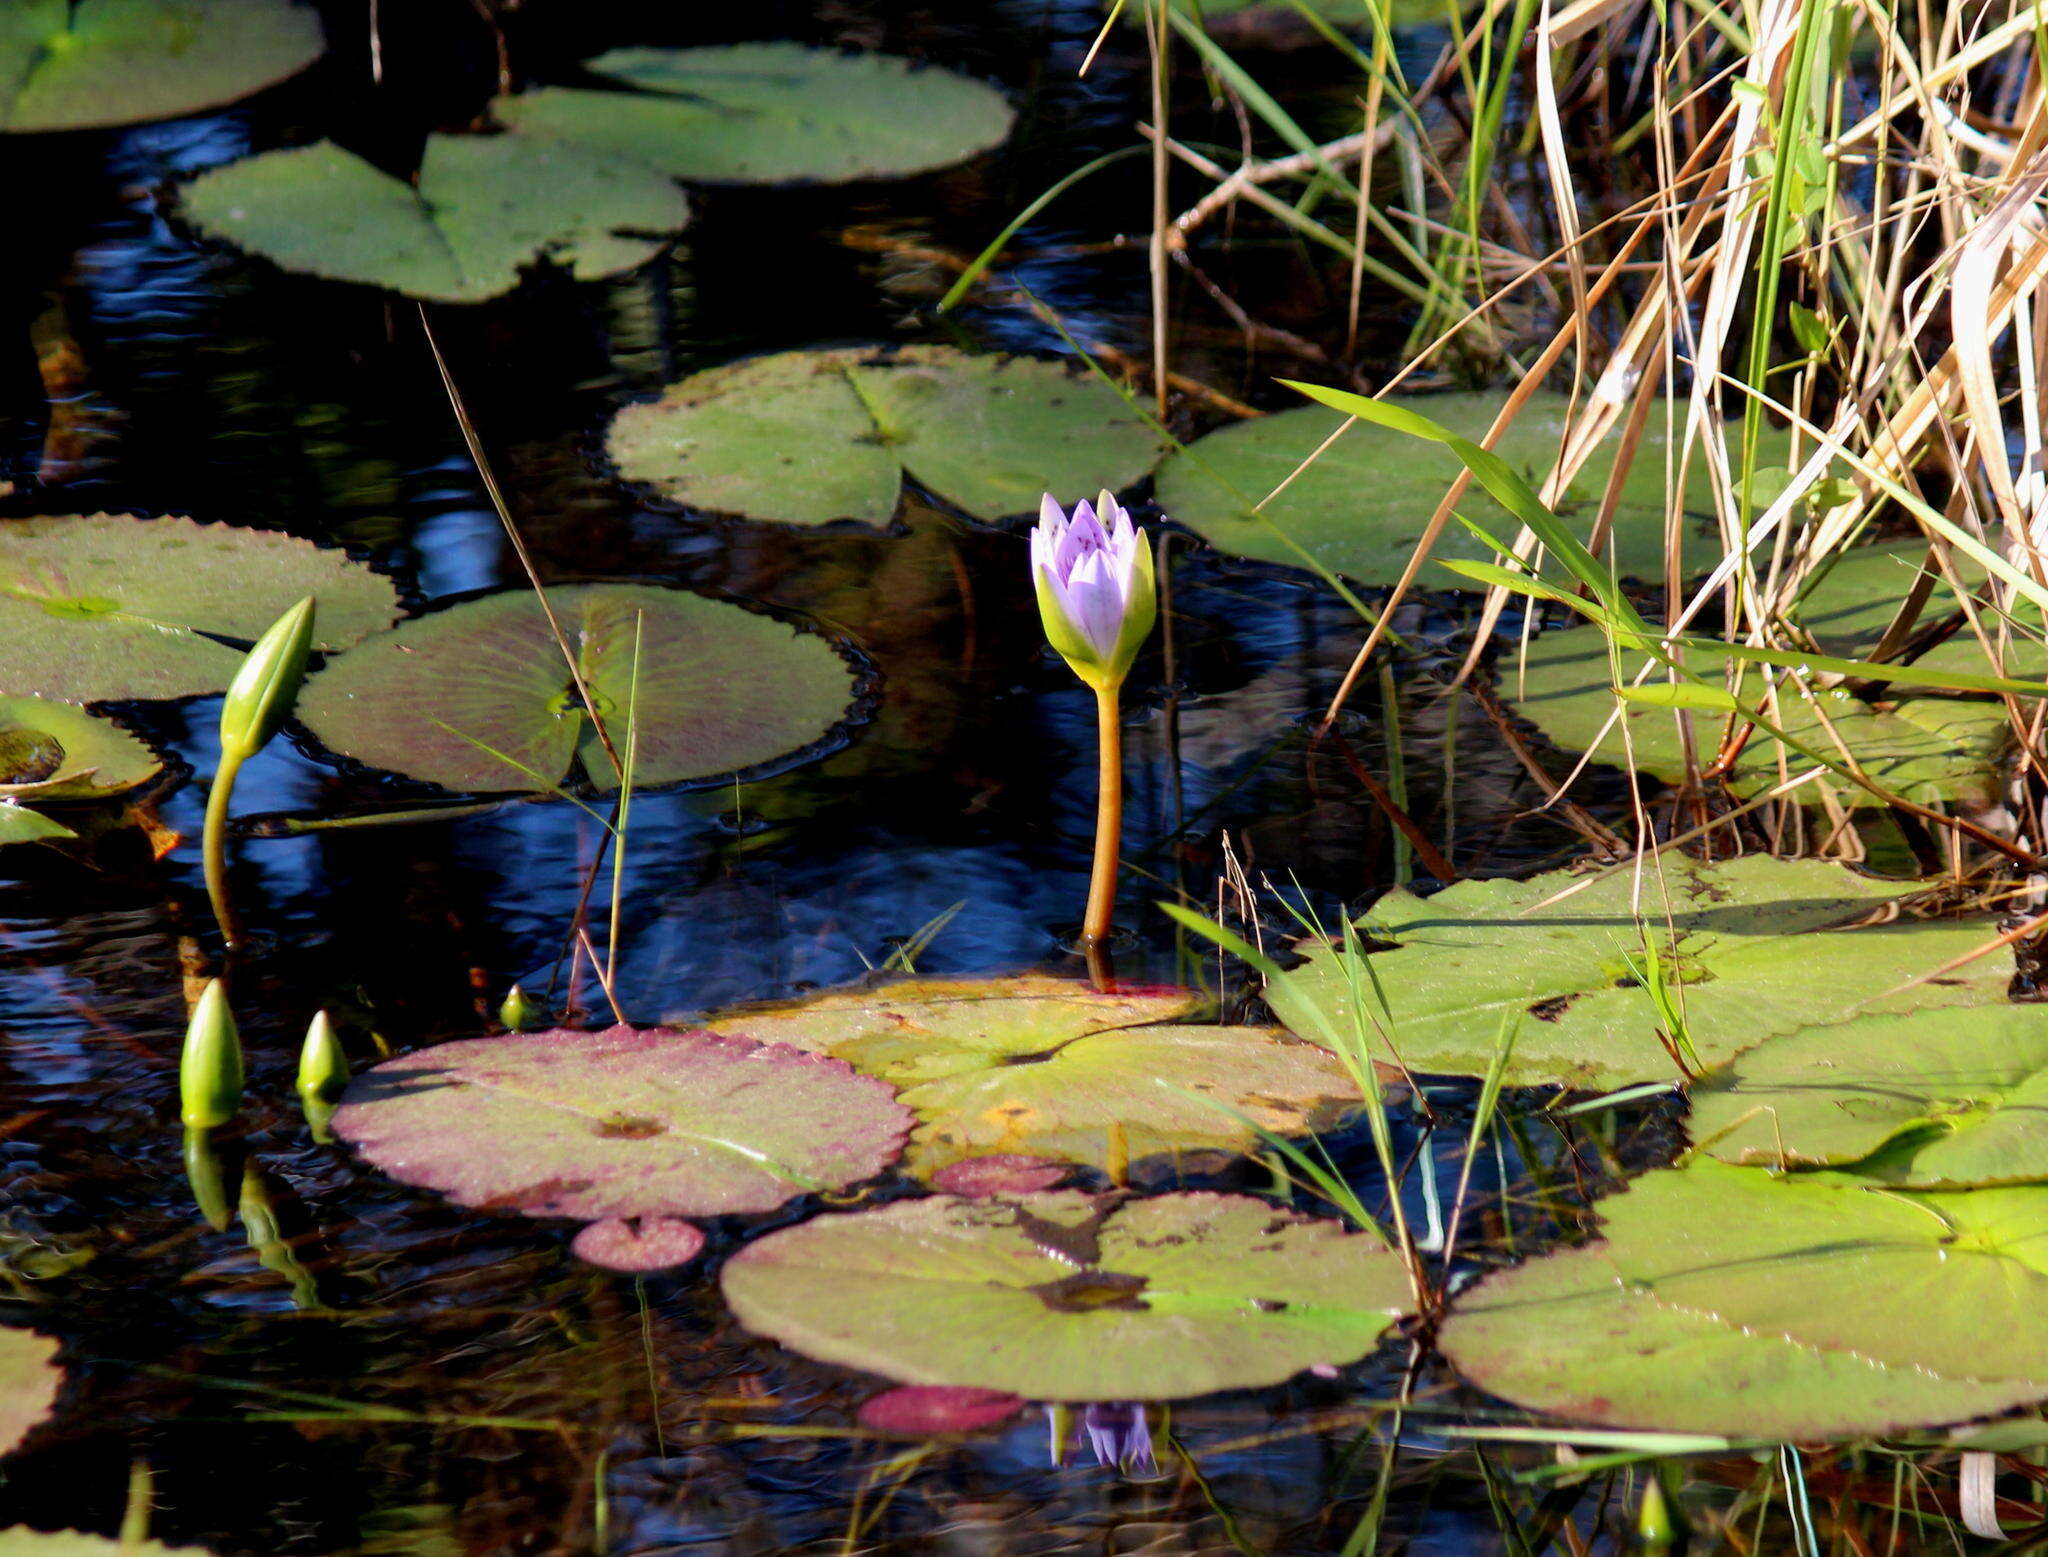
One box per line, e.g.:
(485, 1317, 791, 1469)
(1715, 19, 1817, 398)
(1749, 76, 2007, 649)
(931, 1155, 1068, 1197)
(856, 1385, 1024, 1436)
(571, 1217, 707, 1272)
(333, 1026, 912, 1220)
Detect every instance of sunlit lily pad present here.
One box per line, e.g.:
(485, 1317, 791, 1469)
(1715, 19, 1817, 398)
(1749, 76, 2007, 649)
(1440, 1160, 2048, 1437)
(1691, 1005, 2048, 1185)
(1118, 0, 1462, 26)
(181, 134, 690, 303)
(494, 44, 1014, 185)
(608, 347, 1160, 525)
(1794, 542, 2048, 682)
(0, 1536, 205, 1555)
(297, 584, 860, 794)
(1503, 624, 2011, 806)
(1154, 395, 1786, 586)
(0, 805, 72, 847)
(0, 1328, 59, 1456)
(332, 1026, 912, 1221)
(0, 697, 159, 800)
(0, 514, 399, 702)
(571, 1216, 707, 1272)
(706, 975, 1357, 1178)
(0, 0, 323, 133)
(723, 1191, 1412, 1399)
(1266, 855, 2011, 1089)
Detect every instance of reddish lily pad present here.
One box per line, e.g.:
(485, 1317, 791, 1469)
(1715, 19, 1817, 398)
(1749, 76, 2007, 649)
(332, 1026, 912, 1220)
(297, 584, 861, 794)
(0, 1328, 59, 1457)
(723, 1191, 1413, 1399)
(857, 1385, 1024, 1436)
(571, 1216, 707, 1272)
(930, 1155, 1069, 1197)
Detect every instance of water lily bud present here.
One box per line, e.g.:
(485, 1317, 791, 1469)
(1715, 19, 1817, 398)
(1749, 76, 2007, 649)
(219, 596, 316, 762)
(499, 982, 533, 1031)
(1636, 1469, 1677, 1551)
(296, 1009, 348, 1106)
(180, 977, 244, 1130)
(1030, 492, 1156, 691)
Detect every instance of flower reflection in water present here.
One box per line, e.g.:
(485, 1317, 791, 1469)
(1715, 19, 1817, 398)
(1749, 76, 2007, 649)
(1047, 1402, 1165, 1480)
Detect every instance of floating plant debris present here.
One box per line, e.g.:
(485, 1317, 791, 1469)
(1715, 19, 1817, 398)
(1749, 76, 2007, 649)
(296, 584, 860, 794)
(607, 347, 1160, 526)
(722, 1191, 1411, 1399)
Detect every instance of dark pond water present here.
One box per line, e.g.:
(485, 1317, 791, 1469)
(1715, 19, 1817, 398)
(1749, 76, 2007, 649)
(0, 3, 1694, 1551)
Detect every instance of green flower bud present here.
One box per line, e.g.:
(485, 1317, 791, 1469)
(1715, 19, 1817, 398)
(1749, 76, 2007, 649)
(499, 982, 534, 1031)
(219, 596, 316, 762)
(296, 1010, 349, 1106)
(180, 977, 244, 1130)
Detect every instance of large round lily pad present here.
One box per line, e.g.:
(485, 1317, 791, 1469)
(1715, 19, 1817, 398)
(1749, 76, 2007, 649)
(494, 44, 1014, 186)
(0, 1328, 59, 1457)
(332, 1026, 912, 1221)
(297, 584, 860, 794)
(0, 514, 400, 702)
(706, 975, 1358, 1178)
(1154, 395, 1786, 586)
(723, 1191, 1412, 1399)
(1266, 855, 2012, 1090)
(1503, 625, 2011, 806)
(1691, 1004, 2048, 1185)
(181, 134, 690, 304)
(0, 697, 158, 800)
(0, 0, 323, 133)
(1440, 1160, 2048, 1437)
(608, 347, 1160, 526)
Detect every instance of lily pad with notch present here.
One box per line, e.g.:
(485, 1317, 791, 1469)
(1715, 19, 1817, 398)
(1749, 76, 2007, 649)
(0, 696, 160, 801)
(722, 1191, 1412, 1399)
(1440, 1159, 2048, 1437)
(606, 347, 1160, 526)
(0, 514, 400, 703)
(0, 0, 323, 133)
(493, 43, 1014, 186)
(180, 134, 691, 304)
(704, 974, 1360, 1179)
(1690, 1004, 2048, 1185)
(332, 1025, 912, 1224)
(1266, 854, 2011, 1090)
(296, 583, 862, 794)
(1153, 394, 1787, 587)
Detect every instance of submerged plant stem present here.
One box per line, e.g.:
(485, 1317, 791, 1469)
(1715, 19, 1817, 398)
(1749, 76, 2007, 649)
(1084, 683, 1123, 948)
(203, 749, 246, 950)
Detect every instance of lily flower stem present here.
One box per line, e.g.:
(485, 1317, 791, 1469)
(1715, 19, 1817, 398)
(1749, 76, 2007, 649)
(203, 749, 247, 952)
(1084, 682, 1123, 947)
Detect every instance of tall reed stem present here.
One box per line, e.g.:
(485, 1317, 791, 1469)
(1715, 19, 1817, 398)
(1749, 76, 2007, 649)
(203, 750, 246, 951)
(1084, 684, 1123, 945)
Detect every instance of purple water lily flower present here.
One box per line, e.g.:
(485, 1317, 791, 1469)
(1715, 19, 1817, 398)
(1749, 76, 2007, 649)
(1030, 491, 1157, 691)
(1047, 1402, 1162, 1480)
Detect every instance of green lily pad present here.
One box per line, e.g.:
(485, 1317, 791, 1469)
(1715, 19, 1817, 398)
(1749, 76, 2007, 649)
(0, 0, 323, 133)
(1266, 855, 2011, 1090)
(1154, 395, 1786, 586)
(0, 514, 400, 702)
(297, 584, 860, 794)
(181, 134, 691, 304)
(1691, 1005, 2048, 1185)
(0, 1536, 205, 1555)
(722, 1191, 1412, 1399)
(0, 805, 72, 847)
(332, 1025, 912, 1221)
(607, 347, 1161, 526)
(1503, 624, 2012, 805)
(706, 975, 1358, 1178)
(0, 697, 159, 800)
(1440, 1160, 2048, 1437)
(1794, 542, 2048, 683)
(493, 44, 1014, 185)
(0, 1328, 59, 1456)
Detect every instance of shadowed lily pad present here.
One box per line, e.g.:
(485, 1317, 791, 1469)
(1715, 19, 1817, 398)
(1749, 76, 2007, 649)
(0, 806, 72, 846)
(181, 134, 690, 304)
(297, 584, 860, 794)
(494, 44, 1014, 185)
(0, 1538, 204, 1556)
(0, 1328, 58, 1456)
(1441, 1160, 2048, 1437)
(856, 1385, 1023, 1435)
(930, 1155, 1069, 1197)
(607, 347, 1160, 526)
(1503, 624, 2011, 806)
(0, 697, 159, 800)
(570, 1216, 707, 1272)
(723, 1191, 1412, 1399)
(0, 0, 323, 133)
(705, 975, 1357, 1178)
(333, 1026, 912, 1220)
(1267, 855, 2011, 1089)
(1691, 1005, 2048, 1185)
(0, 514, 399, 702)
(1154, 396, 1786, 586)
